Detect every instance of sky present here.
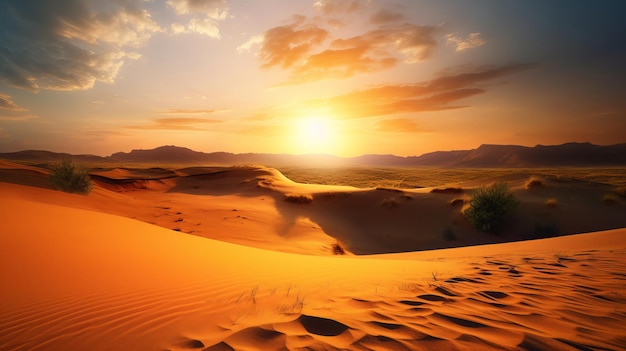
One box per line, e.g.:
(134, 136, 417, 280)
(0, 0, 625, 157)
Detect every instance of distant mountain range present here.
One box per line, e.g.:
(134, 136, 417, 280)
(2, 142, 626, 167)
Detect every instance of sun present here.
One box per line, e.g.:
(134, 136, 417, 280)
(292, 116, 338, 154)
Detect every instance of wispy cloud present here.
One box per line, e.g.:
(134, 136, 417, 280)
(313, 0, 363, 15)
(0, 114, 38, 121)
(127, 117, 222, 130)
(0, 94, 26, 111)
(369, 9, 405, 24)
(376, 118, 421, 133)
(446, 32, 486, 52)
(298, 64, 533, 118)
(241, 13, 441, 85)
(0, 0, 161, 92)
(157, 108, 218, 115)
(167, 0, 228, 39)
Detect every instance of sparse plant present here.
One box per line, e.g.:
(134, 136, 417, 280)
(525, 176, 544, 190)
(602, 193, 620, 206)
(612, 187, 626, 198)
(49, 159, 93, 194)
(284, 193, 313, 204)
(331, 242, 346, 255)
(449, 197, 466, 206)
(545, 198, 558, 208)
(464, 182, 519, 233)
(431, 187, 464, 194)
(380, 197, 399, 208)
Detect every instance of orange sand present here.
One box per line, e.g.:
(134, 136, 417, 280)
(1, 162, 625, 350)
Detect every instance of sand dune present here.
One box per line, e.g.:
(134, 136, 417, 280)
(1, 195, 625, 350)
(1, 161, 625, 350)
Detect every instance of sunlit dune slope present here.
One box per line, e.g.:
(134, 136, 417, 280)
(0, 161, 625, 255)
(1, 194, 625, 350)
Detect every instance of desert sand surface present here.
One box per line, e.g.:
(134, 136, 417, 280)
(1, 161, 626, 350)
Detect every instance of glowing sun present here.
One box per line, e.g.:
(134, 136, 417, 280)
(293, 117, 338, 154)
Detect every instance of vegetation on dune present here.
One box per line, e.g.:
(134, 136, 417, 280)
(284, 193, 313, 204)
(279, 167, 626, 188)
(545, 198, 558, 208)
(525, 176, 544, 189)
(464, 182, 519, 233)
(601, 193, 620, 206)
(380, 197, 400, 208)
(49, 159, 93, 194)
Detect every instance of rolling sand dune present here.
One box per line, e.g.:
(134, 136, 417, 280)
(1, 161, 626, 350)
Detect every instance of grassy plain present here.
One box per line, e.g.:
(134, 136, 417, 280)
(279, 166, 626, 188)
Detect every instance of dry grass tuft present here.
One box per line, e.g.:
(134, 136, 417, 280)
(449, 197, 466, 206)
(284, 193, 313, 204)
(525, 176, 544, 189)
(380, 197, 400, 208)
(376, 187, 403, 193)
(331, 242, 346, 255)
(602, 193, 620, 206)
(431, 187, 464, 194)
(612, 187, 626, 198)
(545, 198, 558, 208)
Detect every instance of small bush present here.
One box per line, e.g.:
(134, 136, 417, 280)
(464, 182, 519, 233)
(612, 187, 626, 198)
(380, 197, 399, 208)
(331, 242, 346, 255)
(49, 159, 93, 194)
(525, 176, 544, 190)
(284, 193, 313, 204)
(431, 187, 463, 194)
(449, 197, 466, 206)
(545, 198, 558, 208)
(602, 193, 620, 206)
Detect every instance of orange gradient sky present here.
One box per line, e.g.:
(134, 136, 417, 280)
(0, 0, 625, 157)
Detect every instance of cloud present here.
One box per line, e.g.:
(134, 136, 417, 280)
(0, 0, 161, 92)
(157, 108, 218, 114)
(300, 64, 533, 118)
(0, 114, 38, 121)
(446, 32, 486, 52)
(376, 118, 421, 133)
(127, 117, 222, 130)
(0, 94, 26, 111)
(369, 9, 405, 24)
(242, 14, 440, 85)
(254, 15, 329, 69)
(167, 0, 228, 38)
(313, 0, 363, 15)
(167, 0, 228, 18)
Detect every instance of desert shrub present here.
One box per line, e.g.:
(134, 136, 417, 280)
(331, 242, 346, 255)
(612, 187, 626, 198)
(601, 193, 620, 206)
(464, 182, 519, 233)
(525, 176, 544, 189)
(431, 187, 463, 194)
(49, 159, 93, 194)
(449, 197, 467, 206)
(284, 193, 313, 204)
(545, 198, 558, 208)
(380, 197, 399, 208)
